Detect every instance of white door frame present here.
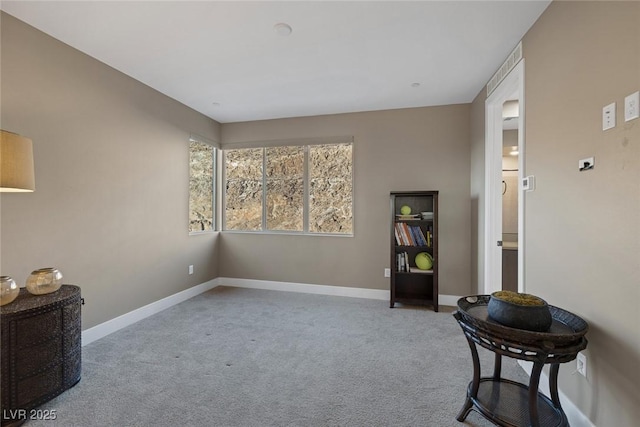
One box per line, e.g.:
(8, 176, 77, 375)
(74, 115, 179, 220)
(484, 59, 525, 295)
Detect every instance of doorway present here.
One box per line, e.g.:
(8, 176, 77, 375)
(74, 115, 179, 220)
(484, 60, 525, 295)
(501, 100, 519, 292)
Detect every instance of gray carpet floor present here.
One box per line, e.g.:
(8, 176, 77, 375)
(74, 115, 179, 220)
(26, 286, 528, 426)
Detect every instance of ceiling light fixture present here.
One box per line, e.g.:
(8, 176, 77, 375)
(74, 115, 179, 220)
(510, 146, 519, 156)
(274, 23, 292, 36)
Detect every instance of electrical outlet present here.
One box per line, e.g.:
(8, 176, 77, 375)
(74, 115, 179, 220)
(579, 157, 594, 172)
(188, 265, 194, 275)
(384, 268, 391, 278)
(576, 352, 587, 377)
(625, 91, 639, 122)
(603, 102, 616, 130)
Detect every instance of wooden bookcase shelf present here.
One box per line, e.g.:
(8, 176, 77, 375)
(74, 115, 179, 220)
(390, 191, 439, 311)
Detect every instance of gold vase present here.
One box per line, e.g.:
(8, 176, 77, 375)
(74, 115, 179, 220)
(26, 268, 63, 295)
(0, 276, 20, 306)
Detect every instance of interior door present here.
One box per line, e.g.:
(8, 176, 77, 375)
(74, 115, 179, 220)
(484, 60, 525, 295)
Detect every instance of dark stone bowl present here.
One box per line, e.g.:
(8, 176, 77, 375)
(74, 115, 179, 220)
(487, 295, 552, 332)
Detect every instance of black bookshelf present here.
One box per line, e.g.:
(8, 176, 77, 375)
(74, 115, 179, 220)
(390, 191, 438, 311)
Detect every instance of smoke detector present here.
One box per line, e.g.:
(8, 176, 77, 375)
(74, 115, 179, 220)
(274, 23, 292, 36)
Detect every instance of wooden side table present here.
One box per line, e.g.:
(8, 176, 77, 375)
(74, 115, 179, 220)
(454, 295, 588, 427)
(1, 285, 82, 426)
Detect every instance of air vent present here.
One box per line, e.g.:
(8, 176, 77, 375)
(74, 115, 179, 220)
(487, 41, 522, 96)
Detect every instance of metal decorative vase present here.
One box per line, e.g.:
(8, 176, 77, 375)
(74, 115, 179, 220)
(0, 276, 20, 306)
(26, 268, 63, 295)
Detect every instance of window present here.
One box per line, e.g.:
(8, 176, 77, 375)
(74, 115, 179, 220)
(266, 146, 304, 231)
(224, 141, 353, 234)
(309, 144, 353, 233)
(189, 138, 215, 233)
(225, 147, 263, 231)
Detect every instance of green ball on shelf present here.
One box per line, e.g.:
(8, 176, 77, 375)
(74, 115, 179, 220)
(400, 205, 411, 215)
(415, 252, 433, 270)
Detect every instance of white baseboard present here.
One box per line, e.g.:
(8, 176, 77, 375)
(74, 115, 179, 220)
(82, 279, 219, 346)
(439, 294, 463, 307)
(218, 277, 389, 300)
(218, 277, 463, 308)
(517, 360, 595, 427)
(82, 277, 463, 346)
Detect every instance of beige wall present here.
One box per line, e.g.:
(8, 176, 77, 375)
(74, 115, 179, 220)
(523, 2, 639, 424)
(220, 106, 472, 296)
(0, 13, 221, 328)
(471, 1, 640, 425)
(6, 3, 639, 423)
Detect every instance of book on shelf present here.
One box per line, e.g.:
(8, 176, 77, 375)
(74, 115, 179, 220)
(394, 223, 412, 246)
(394, 226, 402, 246)
(408, 226, 419, 246)
(411, 225, 426, 246)
(409, 267, 433, 274)
(402, 223, 414, 245)
(395, 214, 420, 220)
(395, 223, 430, 247)
(396, 251, 411, 272)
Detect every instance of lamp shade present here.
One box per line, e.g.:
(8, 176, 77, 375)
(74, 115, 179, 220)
(1, 130, 35, 192)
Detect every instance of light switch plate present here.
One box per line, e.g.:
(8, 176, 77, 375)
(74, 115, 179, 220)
(603, 102, 616, 130)
(522, 175, 535, 192)
(625, 91, 639, 122)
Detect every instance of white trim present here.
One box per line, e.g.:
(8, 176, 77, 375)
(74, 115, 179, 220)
(220, 135, 353, 150)
(81, 279, 219, 346)
(487, 42, 523, 96)
(484, 59, 525, 295)
(517, 360, 596, 427)
(82, 278, 462, 347)
(516, 64, 526, 293)
(219, 277, 463, 308)
(439, 294, 464, 307)
(218, 277, 388, 300)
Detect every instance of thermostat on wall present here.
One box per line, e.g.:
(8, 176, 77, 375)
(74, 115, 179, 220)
(522, 175, 535, 192)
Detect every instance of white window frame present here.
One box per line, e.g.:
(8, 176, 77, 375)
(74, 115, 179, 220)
(188, 134, 218, 235)
(221, 136, 354, 236)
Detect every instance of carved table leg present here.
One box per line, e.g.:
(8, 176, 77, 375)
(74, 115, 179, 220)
(456, 334, 481, 422)
(492, 352, 502, 380)
(528, 361, 544, 427)
(549, 363, 562, 408)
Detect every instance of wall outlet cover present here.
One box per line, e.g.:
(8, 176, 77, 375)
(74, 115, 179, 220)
(603, 102, 616, 131)
(579, 157, 595, 171)
(576, 352, 587, 377)
(625, 91, 639, 122)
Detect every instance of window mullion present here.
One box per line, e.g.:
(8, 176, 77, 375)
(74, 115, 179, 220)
(303, 145, 309, 233)
(212, 148, 216, 231)
(262, 147, 267, 231)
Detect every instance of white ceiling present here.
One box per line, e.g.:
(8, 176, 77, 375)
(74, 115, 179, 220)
(1, 1, 550, 124)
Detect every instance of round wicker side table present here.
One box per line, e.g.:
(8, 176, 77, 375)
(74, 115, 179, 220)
(454, 295, 588, 427)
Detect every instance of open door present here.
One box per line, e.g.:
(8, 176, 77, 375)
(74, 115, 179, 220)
(484, 60, 525, 295)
